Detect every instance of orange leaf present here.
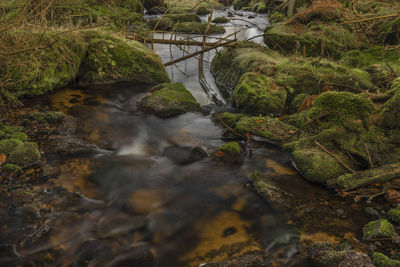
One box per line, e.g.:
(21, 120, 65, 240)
(386, 189, 400, 203)
(215, 151, 225, 157)
(0, 154, 6, 165)
(256, 120, 263, 123)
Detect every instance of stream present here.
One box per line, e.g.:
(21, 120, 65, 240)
(4, 8, 369, 267)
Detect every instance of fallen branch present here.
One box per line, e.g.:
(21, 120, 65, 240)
(164, 39, 236, 66)
(342, 14, 399, 24)
(215, 112, 245, 138)
(128, 36, 218, 46)
(315, 140, 356, 173)
(337, 162, 400, 191)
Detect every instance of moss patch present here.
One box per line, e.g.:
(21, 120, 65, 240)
(381, 93, 400, 130)
(387, 206, 400, 225)
(79, 31, 170, 85)
(3, 163, 23, 174)
(0, 139, 23, 155)
(363, 219, 396, 241)
(233, 72, 287, 116)
(8, 142, 41, 167)
(212, 142, 242, 163)
(373, 252, 400, 267)
(138, 83, 200, 118)
(212, 16, 230, 23)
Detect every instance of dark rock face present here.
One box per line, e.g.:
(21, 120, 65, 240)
(163, 145, 208, 165)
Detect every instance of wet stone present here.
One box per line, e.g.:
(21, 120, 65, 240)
(163, 145, 208, 165)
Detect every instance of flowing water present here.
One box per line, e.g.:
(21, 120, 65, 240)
(4, 8, 369, 267)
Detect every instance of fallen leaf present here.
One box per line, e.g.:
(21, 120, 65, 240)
(215, 151, 225, 157)
(0, 154, 6, 165)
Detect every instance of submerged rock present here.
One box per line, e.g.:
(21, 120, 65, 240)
(363, 219, 396, 241)
(174, 22, 226, 34)
(212, 16, 230, 24)
(212, 142, 242, 163)
(138, 83, 200, 118)
(163, 145, 208, 165)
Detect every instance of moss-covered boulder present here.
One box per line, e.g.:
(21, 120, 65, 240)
(387, 206, 400, 225)
(196, 5, 210, 15)
(233, 72, 287, 116)
(363, 219, 396, 241)
(147, 17, 174, 30)
(234, 115, 296, 145)
(138, 83, 200, 117)
(174, 22, 225, 34)
(79, 32, 170, 86)
(0, 139, 23, 155)
(381, 93, 400, 130)
(8, 142, 41, 167)
(212, 142, 242, 163)
(292, 148, 347, 184)
(212, 16, 230, 23)
(264, 23, 359, 59)
(164, 14, 201, 23)
(3, 163, 23, 174)
(372, 252, 400, 267)
(211, 42, 284, 98)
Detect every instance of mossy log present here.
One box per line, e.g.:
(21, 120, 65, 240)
(336, 163, 400, 191)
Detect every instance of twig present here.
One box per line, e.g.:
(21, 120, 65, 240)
(342, 14, 399, 24)
(315, 140, 356, 173)
(215, 112, 245, 138)
(365, 144, 374, 169)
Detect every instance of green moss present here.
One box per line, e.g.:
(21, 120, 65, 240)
(212, 16, 230, 23)
(387, 77, 400, 95)
(164, 14, 201, 23)
(292, 148, 347, 184)
(138, 83, 200, 117)
(269, 11, 285, 24)
(11, 132, 28, 142)
(3, 164, 23, 174)
(233, 72, 287, 116)
(234, 115, 296, 145)
(1, 125, 23, 135)
(220, 112, 245, 128)
(381, 93, 400, 129)
(341, 46, 400, 69)
(264, 23, 359, 59)
(310, 91, 374, 124)
(45, 111, 65, 123)
(0, 139, 22, 155)
(373, 252, 400, 267)
(233, 0, 251, 10)
(0, 130, 6, 139)
(387, 206, 400, 225)
(284, 110, 310, 128)
(147, 17, 174, 30)
(8, 142, 41, 167)
(196, 5, 210, 15)
(363, 219, 396, 241)
(256, 3, 267, 13)
(211, 41, 285, 98)
(213, 142, 242, 163)
(80, 31, 170, 85)
(174, 22, 225, 34)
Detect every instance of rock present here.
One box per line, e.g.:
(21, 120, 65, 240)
(196, 5, 210, 15)
(372, 252, 400, 267)
(381, 93, 400, 130)
(145, 7, 165, 15)
(212, 142, 242, 163)
(363, 219, 396, 241)
(45, 135, 98, 155)
(163, 145, 208, 165)
(79, 32, 170, 86)
(174, 22, 226, 34)
(292, 148, 347, 184)
(8, 142, 41, 167)
(146, 17, 174, 31)
(3, 164, 23, 175)
(365, 207, 380, 217)
(138, 83, 200, 118)
(387, 206, 400, 224)
(233, 72, 287, 116)
(212, 16, 230, 24)
(0, 139, 22, 155)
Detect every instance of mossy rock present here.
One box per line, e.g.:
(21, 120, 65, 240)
(174, 22, 225, 34)
(1, 125, 23, 135)
(3, 163, 23, 174)
(264, 23, 359, 59)
(387, 77, 400, 96)
(212, 16, 230, 24)
(211, 41, 285, 98)
(284, 110, 310, 128)
(219, 112, 246, 128)
(138, 83, 200, 118)
(234, 115, 296, 145)
(147, 17, 174, 31)
(80, 31, 170, 85)
(0, 139, 23, 155)
(11, 132, 28, 142)
(4, 31, 88, 97)
(381, 93, 400, 130)
(8, 142, 41, 167)
(292, 148, 347, 184)
(233, 0, 251, 10)
(363, 219, 396, 241)
(164, 14, 201, 23)
(340, 46, 400, 69)
(373, 252, 400, 267)
(309, 91, 374, 125)
(196, 5, 210, 15)
(233, 72, 287, 116)
(212, 142, 242, 163)
(255, 3, 267, 13)
(387, 206, 400, 225)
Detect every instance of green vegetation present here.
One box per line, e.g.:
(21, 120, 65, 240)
(363, 219, 396, 241)
(174, 22, 226, 34)
(3, 163, 23, 174)
(373, 252, 400, 267)
(8, 142, 41, 167)
(387, 206, 400, 225)
(138, 83, 200, 117)
(212, 17, 230, 23)
(212, 142, 242, 163)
